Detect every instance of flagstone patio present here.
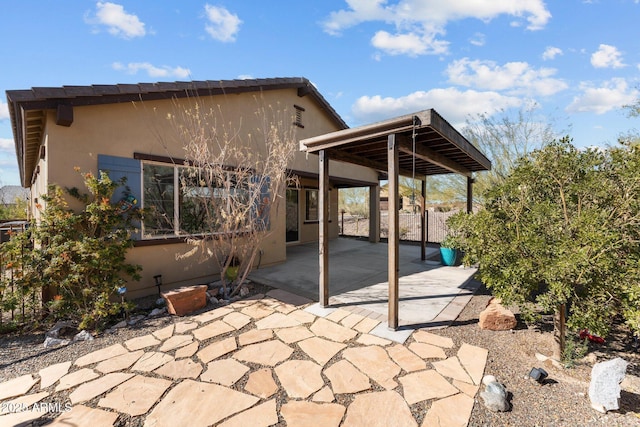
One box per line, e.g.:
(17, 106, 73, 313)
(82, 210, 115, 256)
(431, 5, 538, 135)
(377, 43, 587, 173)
(0, 289, 488, 427)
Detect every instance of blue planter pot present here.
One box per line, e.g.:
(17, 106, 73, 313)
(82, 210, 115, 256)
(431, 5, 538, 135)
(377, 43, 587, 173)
(440, 247, 458, 266)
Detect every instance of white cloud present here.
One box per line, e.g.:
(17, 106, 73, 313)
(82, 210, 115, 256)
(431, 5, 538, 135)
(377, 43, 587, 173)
(469, 32, 485, 47)
(446, 58, 567, 96)
(566, 78, 638, 114)
(322, 0, 550, 56)
(351, 87, 522, 126)
(0, 99, 9, 120)
(90, 2, 146, 39)
(112, 62, 191, 79)
(591, 44, 625, 69)
(204, 4, 242, 42)
(542, 46, 562, 60)
(371, 30, 448, 56)
(0, 138, 15, 153)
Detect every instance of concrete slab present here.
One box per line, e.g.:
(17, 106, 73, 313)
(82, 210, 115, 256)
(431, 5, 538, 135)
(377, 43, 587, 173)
(250, 238, 478, 329)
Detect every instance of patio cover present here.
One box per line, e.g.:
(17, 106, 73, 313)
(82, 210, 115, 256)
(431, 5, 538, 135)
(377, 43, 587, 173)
(300, 108, 491, 330)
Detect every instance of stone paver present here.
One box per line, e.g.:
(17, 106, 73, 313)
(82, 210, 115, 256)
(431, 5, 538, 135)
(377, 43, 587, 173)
(69, 372, 134, 404)
(197, 336, 237, 363)
(343, 346, 400, 389)
(124, 334, 161, 351)
(191, 320, 234, 341)
(49, 404, 118, 426)
(324, 360, 370, 394)
(343, 390, 417, 427)
(223, 311, 252, 330)
(56, 368, 100, 392)
(356, 333, 391, 346)
(310, 317, 357, 342)
(240, 302, 274, 319)
(201, 359, 249, 386)
(340, 313, 365, 329)
(421, 392, 475, 427)
(399, 370, 459, 405)
(144, 379, 259, 427)
(275, 360, 324, 398)
(174, 341, 199, 359)
(191, 306, 234, 323)
(453, 379, 479, 397)
(95, 350, 144, 374)
(155, 358, 203, 380)
(387, 344, 427, 373)
(457, 343, 488, 385)
(238, 328, 273, 346)
(432, 356, 474, 383)
(74, 343, 129, 367)
(218, 399, 278, 427)
(245, 368, 278, 398)
(152, 324, 174, 340)
(298, 336, 346, 365)
(174, 320, 198, 334)
(274, 325, 314, 344)
(158, 334, 193, 352)
(288, 309, 316, 324)
(98, 375, 172, 416)
(39, 362, 72, 389)
(408, 342, 447, 359)
(280, 401, 345, 427)
(255, 312, 300, 329)
(131, 352, 174, 372)
(233, 339, 293, 366)
(353, 316, 380, 333)
(413, 330, 454, 348)
(0, 391, 48, 415)
(313, 386, 335, 402)
(3, 288, 488, 427)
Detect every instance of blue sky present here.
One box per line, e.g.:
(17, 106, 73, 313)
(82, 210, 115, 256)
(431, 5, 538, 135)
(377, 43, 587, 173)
(1, 0, 639, 186)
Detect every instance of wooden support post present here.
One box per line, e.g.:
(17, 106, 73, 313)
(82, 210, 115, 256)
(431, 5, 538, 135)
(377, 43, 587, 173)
(421, 177, 426, 261)
(369, 184, 380, 243)
(387, 134, 400, 330)
(467, 176, 474, 213)
(319, 150, 330, 307)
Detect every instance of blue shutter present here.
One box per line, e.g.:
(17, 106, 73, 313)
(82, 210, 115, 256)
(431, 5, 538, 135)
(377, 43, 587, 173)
(98, 155, 142, 239)
(250, 175, 271, 231)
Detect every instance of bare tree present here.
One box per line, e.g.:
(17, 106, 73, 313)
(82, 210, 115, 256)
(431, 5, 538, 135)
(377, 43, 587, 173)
(161, 97, 298, 297)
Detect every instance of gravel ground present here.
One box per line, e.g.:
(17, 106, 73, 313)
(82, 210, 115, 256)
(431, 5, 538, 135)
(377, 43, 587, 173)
(1, 282, 639, 426)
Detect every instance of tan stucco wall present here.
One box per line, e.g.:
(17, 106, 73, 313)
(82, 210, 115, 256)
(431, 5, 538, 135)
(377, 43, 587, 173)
(32, 88, 378, 297)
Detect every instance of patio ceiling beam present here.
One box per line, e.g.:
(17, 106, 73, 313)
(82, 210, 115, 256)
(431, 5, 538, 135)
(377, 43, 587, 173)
(397, 139, 472, 177)
(328, 148, 416, 178)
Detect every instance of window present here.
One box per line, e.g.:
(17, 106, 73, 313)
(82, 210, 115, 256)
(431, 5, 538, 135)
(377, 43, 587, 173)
(294, 105, 305, 128)
(305, 189, 318, 221)
(141, 161, 261, 239)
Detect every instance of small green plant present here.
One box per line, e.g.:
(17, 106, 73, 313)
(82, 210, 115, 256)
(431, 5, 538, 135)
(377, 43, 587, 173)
(562, 331, 589, 368)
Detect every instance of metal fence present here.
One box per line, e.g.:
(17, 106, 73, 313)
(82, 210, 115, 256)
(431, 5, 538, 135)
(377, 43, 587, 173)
(339, 210, 459, 243)
(0, 220, 41, 328)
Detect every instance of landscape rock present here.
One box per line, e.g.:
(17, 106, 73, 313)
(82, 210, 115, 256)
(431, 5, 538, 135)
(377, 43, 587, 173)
(589, 357, 628, 413)
(46, 320, 76, 338)
(209, 297, 219, 305)
(155, 298, 166, 306)
(479, 375, 509, 412)
(149, 307, 166, 317)
(113, 320, 128, 329)
(44, 336, 71, 348)
(73, 330, 94, 341)
(479, 298, 517, 331)
(240, 285, 250, 297)
(128, 315, 146, 326)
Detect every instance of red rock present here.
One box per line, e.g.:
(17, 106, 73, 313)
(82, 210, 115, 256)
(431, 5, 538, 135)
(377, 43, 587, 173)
(479, 298, 517, 330)
(162, 285, 208, 316)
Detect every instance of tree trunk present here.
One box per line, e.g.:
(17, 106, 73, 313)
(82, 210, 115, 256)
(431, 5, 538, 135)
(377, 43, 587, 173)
(553, 303, 566, 361)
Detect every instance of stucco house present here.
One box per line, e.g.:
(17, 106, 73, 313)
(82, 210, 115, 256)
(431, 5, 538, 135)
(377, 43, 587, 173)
(6, 77, 379, 298)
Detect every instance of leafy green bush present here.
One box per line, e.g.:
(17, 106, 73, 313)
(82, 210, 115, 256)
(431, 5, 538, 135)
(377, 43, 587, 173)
(1, 170, 142, 330)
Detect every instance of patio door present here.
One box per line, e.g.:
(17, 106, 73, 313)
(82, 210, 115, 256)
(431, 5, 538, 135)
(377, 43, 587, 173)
(286, 189, 299, 243)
